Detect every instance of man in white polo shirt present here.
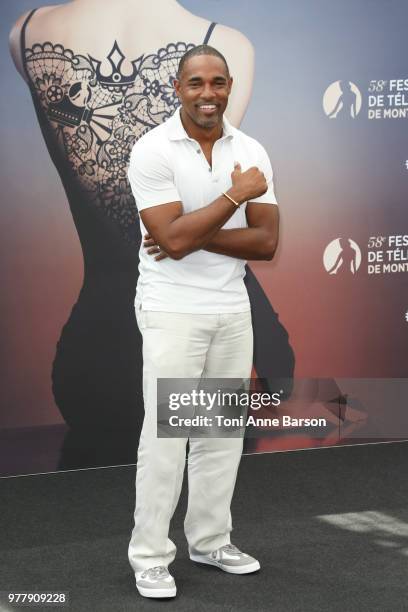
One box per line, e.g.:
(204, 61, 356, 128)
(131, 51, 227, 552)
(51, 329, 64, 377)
(127, 44, 279, 598)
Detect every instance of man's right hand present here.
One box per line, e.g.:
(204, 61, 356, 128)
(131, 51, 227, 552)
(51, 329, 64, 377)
(228, 162, 268, 204)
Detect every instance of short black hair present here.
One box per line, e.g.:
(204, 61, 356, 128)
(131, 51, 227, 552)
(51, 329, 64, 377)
(176, 45, 230, 80)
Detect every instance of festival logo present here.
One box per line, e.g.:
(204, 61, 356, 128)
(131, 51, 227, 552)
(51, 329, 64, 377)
(323, 81, 362, 118)
(323, 238, 362, 275)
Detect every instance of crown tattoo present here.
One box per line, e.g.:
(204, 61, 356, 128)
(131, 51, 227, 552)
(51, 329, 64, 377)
(88, 41, 142, 92)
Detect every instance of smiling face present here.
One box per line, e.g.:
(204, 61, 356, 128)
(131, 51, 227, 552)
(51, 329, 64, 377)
(174, 54, 232, 130)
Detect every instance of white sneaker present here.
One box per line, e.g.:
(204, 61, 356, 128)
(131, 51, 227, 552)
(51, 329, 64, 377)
(135, 565, 176, 598)
(190, 543, 260, 574)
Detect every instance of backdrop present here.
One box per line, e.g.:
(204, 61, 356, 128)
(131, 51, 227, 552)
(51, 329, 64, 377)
(1, 0, 407, 475)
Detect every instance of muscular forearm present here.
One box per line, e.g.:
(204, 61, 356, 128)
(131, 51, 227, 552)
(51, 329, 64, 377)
(204, 227, 276, 261)
(162, 187, 245, 259)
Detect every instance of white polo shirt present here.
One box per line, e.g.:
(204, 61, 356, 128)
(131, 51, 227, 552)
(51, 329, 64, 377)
(128, 106, 277, 314)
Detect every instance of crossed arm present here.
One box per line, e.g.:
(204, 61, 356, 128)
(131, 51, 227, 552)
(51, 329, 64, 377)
(141, 199, 279, 262)
(204, 202, 279, 260)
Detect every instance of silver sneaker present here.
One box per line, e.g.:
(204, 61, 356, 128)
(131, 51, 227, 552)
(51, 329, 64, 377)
(190, 543, 260, 574)
(135, 565, 176, 598)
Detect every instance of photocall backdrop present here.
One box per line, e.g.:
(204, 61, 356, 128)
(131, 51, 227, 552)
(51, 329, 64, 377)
(1, 0, 407, 475)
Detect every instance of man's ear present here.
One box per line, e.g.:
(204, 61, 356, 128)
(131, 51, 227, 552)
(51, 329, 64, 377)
(173, 78, 181, 98)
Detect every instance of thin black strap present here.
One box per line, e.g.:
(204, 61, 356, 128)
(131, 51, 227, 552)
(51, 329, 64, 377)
(203, 22, 217, 45)
(20, 8, 37, 82)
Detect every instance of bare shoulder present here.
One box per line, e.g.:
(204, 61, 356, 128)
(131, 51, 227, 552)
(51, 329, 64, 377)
(9, 6, 59, 81)
(9, 10, 33, 79)
(207, 23, 254, 62)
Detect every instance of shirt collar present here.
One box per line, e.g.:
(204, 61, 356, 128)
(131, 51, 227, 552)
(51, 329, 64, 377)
(166, 106, 234, 142)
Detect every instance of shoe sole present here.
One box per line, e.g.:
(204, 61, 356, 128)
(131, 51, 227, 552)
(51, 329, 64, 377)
(190, 554, 260, 574)
(136, 584, 177, 598)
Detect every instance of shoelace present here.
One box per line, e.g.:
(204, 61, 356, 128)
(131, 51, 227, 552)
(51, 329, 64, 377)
(221, 544, 242, 554)
(140, 566, 169, 580)
(212, 544, 243, 559)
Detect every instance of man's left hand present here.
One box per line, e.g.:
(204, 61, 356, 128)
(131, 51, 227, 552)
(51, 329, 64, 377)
(143, 233, 169, 261)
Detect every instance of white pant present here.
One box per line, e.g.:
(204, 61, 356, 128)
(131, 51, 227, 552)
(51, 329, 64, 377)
(128, 308, 253, 573)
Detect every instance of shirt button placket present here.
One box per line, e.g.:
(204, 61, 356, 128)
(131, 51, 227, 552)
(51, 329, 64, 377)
(211, 147, 218, 181)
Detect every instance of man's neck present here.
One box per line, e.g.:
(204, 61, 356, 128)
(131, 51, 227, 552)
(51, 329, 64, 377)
(179, 107, 223, 147)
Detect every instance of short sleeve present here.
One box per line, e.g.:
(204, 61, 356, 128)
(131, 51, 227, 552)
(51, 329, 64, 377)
(128, 140, 181, 212)
(249, 143, 278, 205)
